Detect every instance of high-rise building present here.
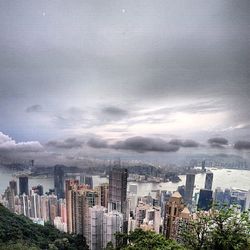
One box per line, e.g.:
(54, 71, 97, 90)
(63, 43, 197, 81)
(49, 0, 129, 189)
(97, 183, 109, 208)
(4, 186, 15, 212)
(160, 191, 172, 217)
(135, 202, 149, 227)
(9, 180, 17, 196)
(177, 185, 185, 197)
(163, 191, 185, 239)
(58, 198, 67, 224)
(41, 195, 50, 222)
(19, 176, 29, 195)
(54, 165, 64, 199)
(88, 205, 107, 250)
(204, 171, 213, 190)
(108, 167, 128, 215)
(65, 179, 79, 233)
(103, 210, 123, 248)
(20, 193, 30, 217)
(198, 189, 213, 211)
(202, 160, 206, 172)
(65, 179, 99, 237)
(48, 194, 58, 223)
(175, 207, 191, 241)
(30, 192, 41, 219)
(184, 173, 195, 205)
(72, 187, 99, 237)
(109, 167, 128, 234)
(214, 187, 224, 206)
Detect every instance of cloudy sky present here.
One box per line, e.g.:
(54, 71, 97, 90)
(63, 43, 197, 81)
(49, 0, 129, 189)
(0, 0, 250, 165)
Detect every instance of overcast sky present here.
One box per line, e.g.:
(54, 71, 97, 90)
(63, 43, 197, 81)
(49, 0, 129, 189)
(0, 0, 249, 165)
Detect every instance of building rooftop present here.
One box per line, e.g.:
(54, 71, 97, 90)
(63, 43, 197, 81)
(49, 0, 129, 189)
(181, 207, 190, 215)
(172, 191, 182, 198)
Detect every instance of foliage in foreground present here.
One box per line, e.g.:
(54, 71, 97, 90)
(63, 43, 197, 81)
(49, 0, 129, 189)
(107, 229, 186, 250)
(0, 204, 89, 250)
(179, 206, 250, 250)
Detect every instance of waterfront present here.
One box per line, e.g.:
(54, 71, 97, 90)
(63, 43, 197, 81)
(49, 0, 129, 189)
(0, 167, 250, 196)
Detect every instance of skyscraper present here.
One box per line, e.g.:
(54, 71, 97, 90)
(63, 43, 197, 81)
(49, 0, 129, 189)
(97, 183, 109, 208)
(204, 171, 213, 190)
(202, 160, 206, 172)
(108, 167, 128, 214)
(163, 191, 185, 239)
(65, 179, 79, 233)
(103, 210, 123, 248)
(30, 192, 41, 219)
(48, 194, 58, 223)
(177, 185, 185, 197)
(9, 180, 17, 196)
(65, 179, 99, 237)
(4, 186, 15, 212)
(19, 176, 29, 195)
(88, 205, 107, 250)
(184, 173, 195, 205)
(20, 193, 30, 217)
(41, 195, 50, 222)
(198, 189, 213, 211)
(54, 165, 64, 199)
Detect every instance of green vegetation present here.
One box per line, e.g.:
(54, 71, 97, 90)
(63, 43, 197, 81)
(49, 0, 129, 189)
(179, 206, 250, 250)
(109, 229, 185, 250)
(0, 204, 89, 250)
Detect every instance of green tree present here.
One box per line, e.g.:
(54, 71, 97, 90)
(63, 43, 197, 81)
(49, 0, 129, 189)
(116, 229, 186, 250)
(105, 241, 115, 250)
(179, 206, 250, 250)
(0, 204, 89, 250)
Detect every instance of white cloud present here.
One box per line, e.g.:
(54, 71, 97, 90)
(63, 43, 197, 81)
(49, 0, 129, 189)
(0, 132, 43, 153)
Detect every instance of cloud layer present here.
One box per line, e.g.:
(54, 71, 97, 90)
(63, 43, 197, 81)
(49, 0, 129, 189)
(234, 141, 250, 150)
(46, 137, 84, 149)
(0, 1, 249, 162)
(208, 137, 229, 148)
(0, 132, 43, 153)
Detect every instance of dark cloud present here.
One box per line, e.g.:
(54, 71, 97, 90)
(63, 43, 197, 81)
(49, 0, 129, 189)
(111, 136, 180, 153)
(26, 104, 42, 113)
(87, 138, 108, 149)
(234, 141, 250, 150)
(208, 137, 229, 148)
(85, 136, 201, 153)
(46, 137, 84, 149)
(169, 139, 199, 148)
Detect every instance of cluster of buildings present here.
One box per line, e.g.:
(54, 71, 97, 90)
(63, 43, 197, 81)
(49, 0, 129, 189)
(1, 166, 250, 250)
(2, 176, 67, 228)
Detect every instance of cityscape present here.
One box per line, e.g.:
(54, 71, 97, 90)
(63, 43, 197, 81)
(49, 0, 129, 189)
(0, 162, 249, 249)
(0, 0, 250, 249)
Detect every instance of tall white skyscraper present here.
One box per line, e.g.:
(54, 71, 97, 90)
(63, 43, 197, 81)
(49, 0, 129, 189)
(103, 210, 123, 248)
(88, 205, 107, 250)
(30, 192, 41, 219)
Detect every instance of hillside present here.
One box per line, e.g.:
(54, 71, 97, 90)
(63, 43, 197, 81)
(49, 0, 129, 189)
(0, 204, 88, 250)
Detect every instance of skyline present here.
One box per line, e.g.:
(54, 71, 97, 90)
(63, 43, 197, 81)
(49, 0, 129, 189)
(0, 0, 250, 165)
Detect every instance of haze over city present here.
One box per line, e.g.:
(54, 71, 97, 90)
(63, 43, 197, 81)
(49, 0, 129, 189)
(0, 0, 250, 165)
